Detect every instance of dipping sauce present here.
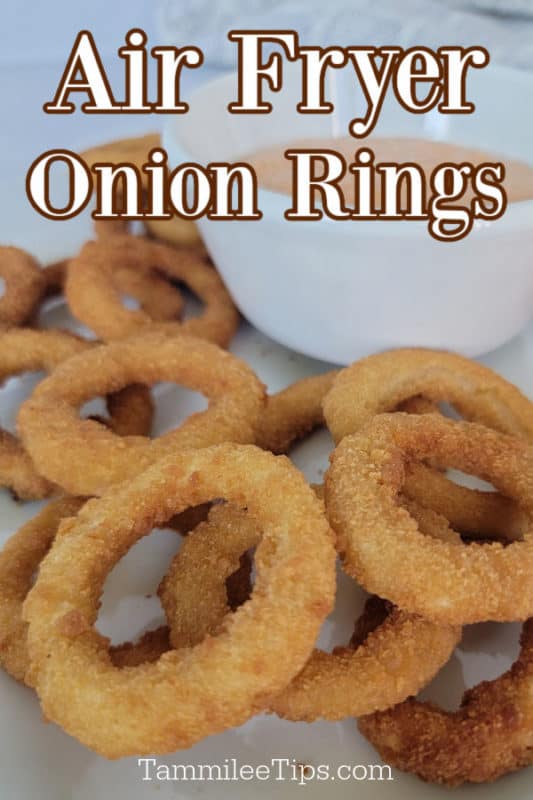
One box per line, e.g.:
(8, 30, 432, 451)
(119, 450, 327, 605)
(244, 137, 533, 206)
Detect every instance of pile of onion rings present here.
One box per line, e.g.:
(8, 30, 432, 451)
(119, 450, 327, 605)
(0, 147, 532, 787)
(4, 332, 533, 782)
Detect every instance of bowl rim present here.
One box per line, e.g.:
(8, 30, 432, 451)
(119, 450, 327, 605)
(163, 62, 533, 239)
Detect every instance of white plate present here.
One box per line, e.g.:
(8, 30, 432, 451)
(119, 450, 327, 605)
(0, 239, 532, 799)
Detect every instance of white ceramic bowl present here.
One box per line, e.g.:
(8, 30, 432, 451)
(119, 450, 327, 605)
(164, 63, 533, 364)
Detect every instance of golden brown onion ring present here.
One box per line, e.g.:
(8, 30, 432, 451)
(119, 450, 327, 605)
(358, 618, 533, 786)
(144, 217, 204, 250)
(256, 371, 337, 453)
(258, 372, 518, 542)
(0, 328, 152, 500)
(23, 443, 335, 757)
(323, 348, 533, 444)
(19, 332, 265, 496)
(0, 497, 179, 683)
(65, 235, 238, 347)
(404, 461, 526, 542)
(160, 500, 460, 722)
(41, 259, 185, 324)
(256, 372, 438, 454)
(326, 413, 533, 625)
(0, 247, 44, 327)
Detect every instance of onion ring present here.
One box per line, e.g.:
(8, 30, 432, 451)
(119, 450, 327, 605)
(0, 247, 44, 327)
(256, 371, 337, 453)
(41, 259, 185, 324)
(404, 461, 526, 542)
(358, 617, 533, 786)
(0, 493, 256, 684)
(0, 497, 85, 682)
(256, 373, 516, 543)
(65, 234, 238, 346)
(326, 412, 533, 624)
(93, 200, 204, 251)
(0, 497, 180, 684)
(144, 217, 204, 250)
(18, 332, 265, 496)
(323, 348, 532, 542)
(324, 349, 533, 538)
(255, 371, 437, 454)
(160, 498, 460, 722)
(0, 328, 152, 500)
(323, 348, 533, 444)
(23, 443, 335, 757)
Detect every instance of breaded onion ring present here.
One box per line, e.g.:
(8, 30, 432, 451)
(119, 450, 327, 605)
(0, 328, 152, 500)
(41, 259, 185, 324)
(0, 496, 254, 683)
(23, 444, 336, 757)
(19, 332, 265, 496)
(326, 413, 533, 625)
(65, 234, 238, 347)
(160, 502, 460, 722)
(0, 497, 85, 682)
(324, 348, 533, 444)
(358, 618, 533, 785)
(144, 217, 203, 250)
(256, 372, 437, 455)
(0, 247, 44, 327)
(94, 215, 204, 252)
(256, 372, 337, 453)
(0, 498, 178, 683)
(405, 461, 526, 542)
(92, 195, 204, 251)
(257, 373, 515, 544)
(324, 349, 533, 538)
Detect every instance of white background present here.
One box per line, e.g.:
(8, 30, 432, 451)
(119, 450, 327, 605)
(0, 1, 158, 253)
